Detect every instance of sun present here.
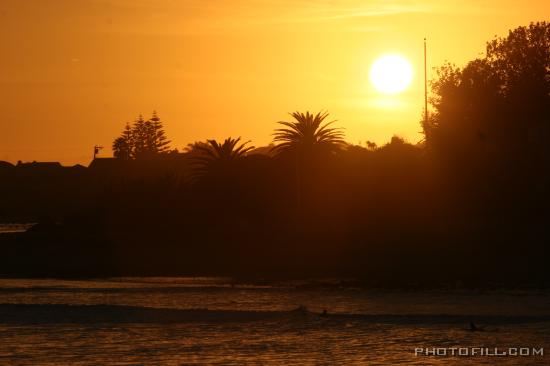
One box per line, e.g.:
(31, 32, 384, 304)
(370, 54, 413, 94)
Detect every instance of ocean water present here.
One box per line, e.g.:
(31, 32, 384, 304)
(0, 278, 549, 365)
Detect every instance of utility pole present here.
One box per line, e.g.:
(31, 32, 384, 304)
(93, 145, 103, 159)
(424, 37, 428, 124)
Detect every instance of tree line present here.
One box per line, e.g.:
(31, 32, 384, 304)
(111, 21, 548, 184)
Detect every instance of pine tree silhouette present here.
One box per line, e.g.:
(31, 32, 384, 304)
(112, 122, 134, 159)
(112, 112, 171, 159)
(149, 111, 171, 153)
(132, 114, 149, 157)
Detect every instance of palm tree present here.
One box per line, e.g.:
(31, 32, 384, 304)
(271, 111, 345, 213)
(271, 111, 345, 155)
(188, 137, 255, 179)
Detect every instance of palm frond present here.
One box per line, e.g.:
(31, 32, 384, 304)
(188, 137, 255, 180)
(271, 111, 345, 154)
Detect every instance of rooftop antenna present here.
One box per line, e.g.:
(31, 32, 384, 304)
(424, 37, 428, 124)
(93, 145, 103, 159)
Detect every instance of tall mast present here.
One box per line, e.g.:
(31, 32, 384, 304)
(424, 37, 428, 124)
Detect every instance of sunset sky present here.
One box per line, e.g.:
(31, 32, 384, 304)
(1, 0, 548, 165)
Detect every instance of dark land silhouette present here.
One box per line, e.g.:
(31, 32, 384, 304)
(0, 22, 549, 287)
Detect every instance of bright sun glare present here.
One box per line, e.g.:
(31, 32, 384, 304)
(370, 55, 413, 94)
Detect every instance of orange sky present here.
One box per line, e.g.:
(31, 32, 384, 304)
(0, 0, 548, 165)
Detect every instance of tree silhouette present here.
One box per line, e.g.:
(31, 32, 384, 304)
(189, 137, 254, 178)
(132, 115, 149, 157)
(423, 21, 549, 159)
(366, 141, 377, 150)
(149, 111, 171, 154)
(112, 112, 172, 159)
(112, 122, 133, 160)
(272, 111, 345, 155)
(270, 111, 345, 214)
